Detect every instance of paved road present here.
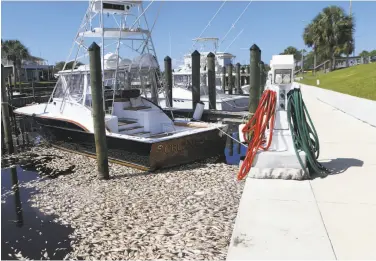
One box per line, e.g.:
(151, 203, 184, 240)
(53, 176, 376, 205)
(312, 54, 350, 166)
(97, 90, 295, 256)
(227, 85, 376, 260)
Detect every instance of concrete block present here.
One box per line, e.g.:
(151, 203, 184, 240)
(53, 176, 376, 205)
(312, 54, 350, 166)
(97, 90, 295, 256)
(253, 150, 307, 169)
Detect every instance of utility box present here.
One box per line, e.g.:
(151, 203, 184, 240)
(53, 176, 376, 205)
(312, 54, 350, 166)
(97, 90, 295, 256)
(2, 66, 13, 78)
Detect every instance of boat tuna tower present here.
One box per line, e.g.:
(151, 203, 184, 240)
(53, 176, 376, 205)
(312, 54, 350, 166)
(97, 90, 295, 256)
(48, 0, 161, 114)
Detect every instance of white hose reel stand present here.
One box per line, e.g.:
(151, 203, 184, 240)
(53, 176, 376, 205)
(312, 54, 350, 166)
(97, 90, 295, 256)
(240, 55, 308, 180)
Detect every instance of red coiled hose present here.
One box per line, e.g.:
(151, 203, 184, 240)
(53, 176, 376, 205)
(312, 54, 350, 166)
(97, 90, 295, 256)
(238, 90, 277, 180)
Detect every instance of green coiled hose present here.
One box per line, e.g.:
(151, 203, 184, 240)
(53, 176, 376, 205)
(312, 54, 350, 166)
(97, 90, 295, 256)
(287, 88, 330, 178)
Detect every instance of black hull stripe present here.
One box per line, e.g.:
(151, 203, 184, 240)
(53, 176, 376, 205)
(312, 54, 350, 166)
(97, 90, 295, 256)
(52, 144, 150, 171)
(21, 115, 227, 171)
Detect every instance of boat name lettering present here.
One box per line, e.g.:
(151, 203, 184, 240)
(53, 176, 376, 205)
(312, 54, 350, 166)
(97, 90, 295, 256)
(157, 138, 206, 154)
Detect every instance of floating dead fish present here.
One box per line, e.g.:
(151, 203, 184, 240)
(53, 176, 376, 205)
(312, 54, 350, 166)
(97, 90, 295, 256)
(15, 146, 244, 260)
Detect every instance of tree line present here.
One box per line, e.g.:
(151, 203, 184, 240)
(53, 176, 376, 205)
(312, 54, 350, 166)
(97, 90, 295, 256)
(279, 5, 375, 72)
(1, 39, 84, 83)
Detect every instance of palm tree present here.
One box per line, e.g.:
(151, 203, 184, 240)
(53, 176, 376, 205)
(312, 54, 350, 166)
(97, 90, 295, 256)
(370, 50, 376, 57)
(280, 46, 302, 61)
(1, 40, 30, 91)
(303, 22, 321, 74)
(280, 46, 303, 70)
(359, 50, 370, 58)
(334, 14, 355, 67)
(303, 6, 355, 71)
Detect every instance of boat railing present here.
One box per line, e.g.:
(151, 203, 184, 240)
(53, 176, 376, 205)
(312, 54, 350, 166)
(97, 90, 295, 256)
(162, 122, 176, 133)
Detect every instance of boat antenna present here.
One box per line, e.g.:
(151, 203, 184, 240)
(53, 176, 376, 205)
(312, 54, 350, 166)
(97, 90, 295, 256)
(129, 0, 155, 30)
(192, 0, 227, 49)
(218, 0, 253, 50)
(223, 28, 244, 53)
(138, 1, 164, 53)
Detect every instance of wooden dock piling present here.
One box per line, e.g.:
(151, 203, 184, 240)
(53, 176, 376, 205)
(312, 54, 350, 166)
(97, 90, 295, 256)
(88, 42, 109, 180)
(227, 63, 233, 95)
(259, 61, 265, 96)
(7, 75, 13, 100)
(235, 63, 241, 94)
(246, 65, 250, 85)
(11, 167, 24, 227)
(221, 66, 226, 93)
(248, 44, 261, 113)
(237, 133, 242, 155)
(164, 56, 173, 107)
(32, 78, 35, 102)
(240, 66, 246, 86)
(150, 71, 158, 104)
(207, 52, 216, 110)
(1, 119, 5, 152)
(1, 65, 14, 154)
(228, 130, 234, 156)
(191, 50, 201, 110)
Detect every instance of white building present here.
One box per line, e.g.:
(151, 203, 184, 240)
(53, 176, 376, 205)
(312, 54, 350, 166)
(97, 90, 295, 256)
(2, 55, 54, 82)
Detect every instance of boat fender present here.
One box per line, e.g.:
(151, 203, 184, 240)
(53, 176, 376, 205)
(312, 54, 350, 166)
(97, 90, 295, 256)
(238, 123, 246, 143)
(192, 102, 205, 121)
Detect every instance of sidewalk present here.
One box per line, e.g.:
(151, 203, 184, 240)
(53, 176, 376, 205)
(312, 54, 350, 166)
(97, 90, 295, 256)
(227, 85, 376, 260)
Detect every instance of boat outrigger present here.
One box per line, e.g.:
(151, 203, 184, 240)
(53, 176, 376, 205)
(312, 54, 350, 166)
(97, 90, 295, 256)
(14, 0, 228, 171)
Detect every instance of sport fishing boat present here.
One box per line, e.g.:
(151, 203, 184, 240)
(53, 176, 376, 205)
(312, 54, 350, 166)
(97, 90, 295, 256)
(14, 0, 228, 171)
(158, 38, 249, 111)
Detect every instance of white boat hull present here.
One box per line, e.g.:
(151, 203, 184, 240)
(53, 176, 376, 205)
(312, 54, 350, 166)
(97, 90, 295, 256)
(157, 87, 249, 112)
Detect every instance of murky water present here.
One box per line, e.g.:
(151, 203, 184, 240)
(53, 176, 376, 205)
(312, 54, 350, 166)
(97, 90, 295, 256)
(1, 166, 73, 260)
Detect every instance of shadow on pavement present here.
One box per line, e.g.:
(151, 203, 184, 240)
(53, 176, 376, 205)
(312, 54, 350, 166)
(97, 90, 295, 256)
(312, 158, 364, 179)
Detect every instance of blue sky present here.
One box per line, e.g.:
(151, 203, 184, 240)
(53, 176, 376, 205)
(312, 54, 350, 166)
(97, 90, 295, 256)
(2, 1, 376, 69)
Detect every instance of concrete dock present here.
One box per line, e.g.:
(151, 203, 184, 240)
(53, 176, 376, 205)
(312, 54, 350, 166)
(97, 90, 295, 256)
(227, 84, 376, 260)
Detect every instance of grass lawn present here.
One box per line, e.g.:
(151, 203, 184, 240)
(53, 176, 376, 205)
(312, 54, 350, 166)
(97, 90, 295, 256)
(297, 62, 376, 101)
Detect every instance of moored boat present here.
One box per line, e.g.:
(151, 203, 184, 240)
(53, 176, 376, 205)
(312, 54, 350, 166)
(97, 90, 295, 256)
(14, 0, 228, 171)
(158, 38, 250, 112)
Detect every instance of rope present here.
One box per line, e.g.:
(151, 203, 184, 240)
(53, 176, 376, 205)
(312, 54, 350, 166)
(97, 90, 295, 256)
(287, 88, 330, 177)
(220, 98, 249, 109)
(237, 90, 277, 180)
(218, 0, 253, 49)
(129, 0, 155, 30)
(215, 125, 248, 148)
(223, 28, 244, 53)
(137, 1, 163, 53)
(192, 0, 227, 50)
(173, 114, 247, 148)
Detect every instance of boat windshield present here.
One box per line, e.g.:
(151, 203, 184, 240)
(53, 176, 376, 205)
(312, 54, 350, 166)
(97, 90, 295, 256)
(173, 74, 192, 88)
(52, 67, 160, 110)
(53, 73, 85, 103)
